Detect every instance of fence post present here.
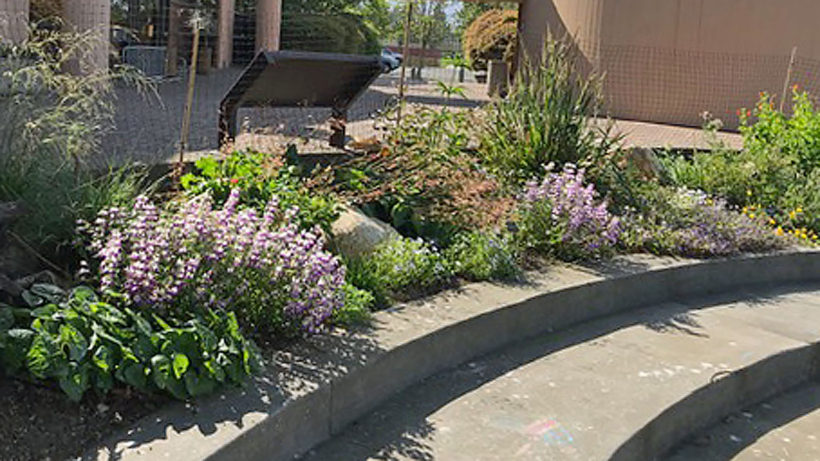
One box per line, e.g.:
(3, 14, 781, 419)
(0, 0, 28, 44)
(217, 0, 235, 68)
(256, 0, 281, 52)
(61, 0, 111, 75)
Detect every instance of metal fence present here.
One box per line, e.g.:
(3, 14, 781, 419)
(5, 0, 820, 166)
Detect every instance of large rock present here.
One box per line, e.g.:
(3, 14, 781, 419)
(330, 206, 398, 259)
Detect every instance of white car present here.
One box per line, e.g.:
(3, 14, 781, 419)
(380, 48, 403, 73)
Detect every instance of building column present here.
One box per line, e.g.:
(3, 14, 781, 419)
(61, 0, 111, 74)
(0, 0, 29, 44)
(255, 0, 281, 53)
(216, 0, 235, 68)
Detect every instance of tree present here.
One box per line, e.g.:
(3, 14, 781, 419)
(455, 2, 516, 36)
(389, 1, 453, 76)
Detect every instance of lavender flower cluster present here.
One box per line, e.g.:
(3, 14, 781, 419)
(84, 189, 345, 333)
(520, 164, 621, 257)
(619, 187, 786, 257)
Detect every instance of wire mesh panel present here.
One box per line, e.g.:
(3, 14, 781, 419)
(9, 0, 820, 166)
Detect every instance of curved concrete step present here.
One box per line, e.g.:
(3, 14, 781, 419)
(666, 381, 820, 460)
(89, 251, 820, 461)
(301, 284, 820, 461)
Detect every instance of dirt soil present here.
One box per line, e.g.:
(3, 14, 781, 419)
(0, 377, 166, 461)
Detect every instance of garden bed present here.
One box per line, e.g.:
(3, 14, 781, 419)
(1, 31, 818, 461)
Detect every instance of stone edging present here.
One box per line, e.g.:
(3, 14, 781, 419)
(89, 250, 820, 461)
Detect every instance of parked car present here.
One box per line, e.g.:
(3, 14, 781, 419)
(380, 48, 403, 73)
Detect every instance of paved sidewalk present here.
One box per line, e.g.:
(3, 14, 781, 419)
(301, 285, 820, 461)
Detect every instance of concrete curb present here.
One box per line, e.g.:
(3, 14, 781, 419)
(90, 250, 820, 461)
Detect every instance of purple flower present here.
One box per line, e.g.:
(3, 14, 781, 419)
(86, 189, 346, 333)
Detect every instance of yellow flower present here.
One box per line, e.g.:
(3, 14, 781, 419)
(742, 207, 748, 214)
(796, 207, 804, 214)
(746, 190, 752, 196)
(769, 218, 777, 225)
(775, 227, 785, 236)
(789, 211, 797, 220)
(749, 213, 756, 219)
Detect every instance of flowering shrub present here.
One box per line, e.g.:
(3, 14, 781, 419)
(446, 231, 520, 281)
(517, 164, 621, 260)
(84, 189, 345, 335)
(620, 187, 788, 257)
(664, 90, 820, 234)
(345, 237, 453, 308)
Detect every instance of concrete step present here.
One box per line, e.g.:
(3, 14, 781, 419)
(301, 284, 820, 461)
(667, 381, 820, 460)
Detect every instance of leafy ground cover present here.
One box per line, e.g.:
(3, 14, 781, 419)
(0, 31, 817, 460)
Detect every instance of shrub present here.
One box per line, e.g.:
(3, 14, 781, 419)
(462, 9, 517, 72)
(181, 149, 339, 235)
(331, 283, 375, 327)
(663, 91, 820, 233)
(517, 164, 621, 261)
(0, 26, 151, 260)
(742, 90, 820, 176)
(345, 237, 453, 308)
(620, 186, 788, 257)
(0, 285, 260, 402)
(446, 231, 520, 282)
(336, 107, 513, 244)
(82, 189, 346, 335)
(478, 38, 618, 186)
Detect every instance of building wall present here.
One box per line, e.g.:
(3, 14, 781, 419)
(522, 0, 820, 128)
(0, 0, 29, 43)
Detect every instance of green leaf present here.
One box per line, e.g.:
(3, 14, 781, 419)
(59, 323, 89, 362)
(22, 290, 44, 308)
(92, 344, 114, 372)
(118, 360, 148, 391)
(26, 333, 66, 379)
(0, 329, 34, 372)
(203, 358, 225, 382)
(172, 353, 189, 379)
(150, 354, 172, 389)
(0, 307, 14, 331)
(30, 284, 66, 304)
(184, 369, 217, 397)
(31, 304, 58, 319)
(58, 362, 90, 402)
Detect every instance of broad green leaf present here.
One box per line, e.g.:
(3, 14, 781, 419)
(92, 345, 114, 372)
(27, 333, 68, 379)
(0, 307, 14, 331)
(0, 329, 34, 372)
(59, 323, 89, 362)
(172, 353, 189, 379)
(21, 290, 44, 308)
(118, 360, 148, 391)
(30, 284, 66, 304)
(184, 369, 217, 397)
(59, 362, 89, 402)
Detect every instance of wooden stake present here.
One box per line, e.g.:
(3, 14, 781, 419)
(397, 0, 413, 126)
(176, 19, 201, 184)
(780, 46, 798, 113)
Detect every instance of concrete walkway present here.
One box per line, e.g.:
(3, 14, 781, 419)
(669, 382, 820, 460)
(300, 284, 820, 461)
